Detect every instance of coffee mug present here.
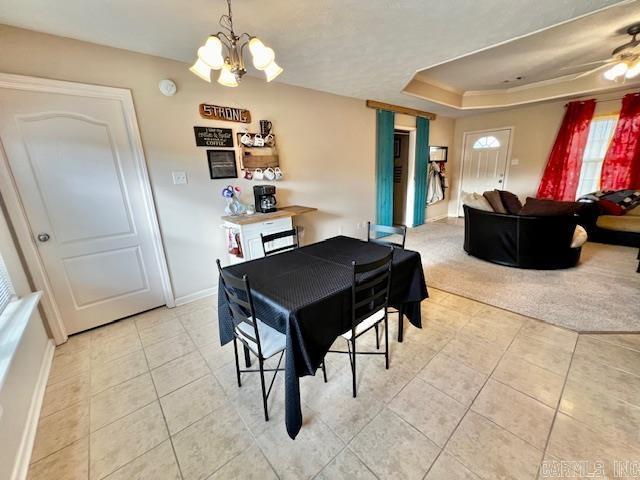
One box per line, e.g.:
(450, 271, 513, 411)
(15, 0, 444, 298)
(264, 133, 275, 147)
(260, 120, 272, 136)
(243, 170, 253, 180)
(253, 133, 264, 147)
(240, 131, 253, 146)
(253, 168, 264, 180)
(274, 167, 284, 180)
(264, 167, 276, 181)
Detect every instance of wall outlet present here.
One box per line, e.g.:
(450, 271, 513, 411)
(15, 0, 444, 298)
(356, 222, 362, 230)
(172, 171, 187, 184)
(511, 158, 520, 166)
(338, 226, 343, 235)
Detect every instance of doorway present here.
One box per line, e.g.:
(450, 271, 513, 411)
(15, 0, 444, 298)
(0, 74, 173, 337)
(393, 130, 410, 226)
(457, 128, 513, 217)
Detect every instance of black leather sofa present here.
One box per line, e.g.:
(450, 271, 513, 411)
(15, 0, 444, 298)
(463, 205, 582, 269)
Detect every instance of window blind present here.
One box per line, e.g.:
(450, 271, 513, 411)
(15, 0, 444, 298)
(0, 253, 15, 315)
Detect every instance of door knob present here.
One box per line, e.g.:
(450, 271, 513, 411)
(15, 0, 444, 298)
(37, 233, 50, 242)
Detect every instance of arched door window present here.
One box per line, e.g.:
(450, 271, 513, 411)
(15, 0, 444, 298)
(473, 136, 501, 149)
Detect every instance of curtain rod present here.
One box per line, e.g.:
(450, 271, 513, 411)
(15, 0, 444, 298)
(566, 91, 640, 106)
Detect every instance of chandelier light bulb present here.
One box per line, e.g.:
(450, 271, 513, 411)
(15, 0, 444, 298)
(198, 37, 224, 69)
(188, 0, 281, 86)
(249, 38, 275, 70)
(625, 60, 640, 79)
(189, 58, 212, 82)
(264, 60, 283, 82)
(218, 64, 239, 87)
(604, 61, 629, 81)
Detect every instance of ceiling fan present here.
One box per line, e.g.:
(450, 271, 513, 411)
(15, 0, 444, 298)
(571, 23, 640, 81)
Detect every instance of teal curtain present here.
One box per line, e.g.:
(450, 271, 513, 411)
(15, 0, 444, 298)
(376, 109, 395, 226)
(412, 116, 430, 226)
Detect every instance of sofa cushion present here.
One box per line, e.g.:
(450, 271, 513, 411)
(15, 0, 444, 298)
(596, 214, 640, 233)
(498, 190, 523, 215)
(483, 190, 507, 213)
(462, 192, 494, 212)
(519, 197, 581, 216)
(571, 225, 588, 248)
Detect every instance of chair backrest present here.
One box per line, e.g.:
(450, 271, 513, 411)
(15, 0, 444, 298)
(367, 222, 407, 248)
(261, 227, 299, 256)
(216, 259, 263, 357)
(350, 248, 394, 336)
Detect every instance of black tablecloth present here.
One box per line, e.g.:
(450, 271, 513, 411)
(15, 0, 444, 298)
(217, 235, 428, 438)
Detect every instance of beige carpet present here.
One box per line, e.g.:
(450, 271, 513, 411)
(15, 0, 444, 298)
(407, 222, 640, 332)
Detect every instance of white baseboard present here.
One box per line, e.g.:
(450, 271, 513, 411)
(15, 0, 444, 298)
(426, 214, 450, 222)
(11, 339, 55, 480)
(174, 287, 217, 307)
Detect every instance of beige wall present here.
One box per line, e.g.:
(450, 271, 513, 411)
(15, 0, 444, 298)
(448, 89, 635, 216)
(0, 201, 51, 480)
(0, 25, 379, 302)
(395, 113, 454, 221)
(0, 24, 455, 303)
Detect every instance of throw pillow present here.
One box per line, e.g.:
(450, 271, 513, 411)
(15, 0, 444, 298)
(462, 192, 494, 212)
(571, 225, 588, 248)
(599, 199, 625, 216)
(483, 190, 508, 214)
(498, 190, 523, 215)
(519, 197, 581, 216)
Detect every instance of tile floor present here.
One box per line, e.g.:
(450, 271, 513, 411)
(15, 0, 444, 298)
(28, 289, 640, 480)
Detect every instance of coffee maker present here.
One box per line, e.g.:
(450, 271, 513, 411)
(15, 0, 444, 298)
(253, 185, 277, 213)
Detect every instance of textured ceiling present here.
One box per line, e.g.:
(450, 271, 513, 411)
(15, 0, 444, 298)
(416, 1, 640, 92)
(0, 0, 632, 116)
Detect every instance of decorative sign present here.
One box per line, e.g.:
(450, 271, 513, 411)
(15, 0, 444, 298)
(429, 145, 448, 163)
(199, 103, 251, 123)
(194, 127, 233, 147)
(207, 150, 238, 179)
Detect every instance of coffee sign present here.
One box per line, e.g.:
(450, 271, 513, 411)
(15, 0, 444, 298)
(194, 127, 233, 147)
(199, 103, 251, 123)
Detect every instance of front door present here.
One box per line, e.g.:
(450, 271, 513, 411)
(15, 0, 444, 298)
(0, 87, 167, 334)
(459, 129, 512, 216)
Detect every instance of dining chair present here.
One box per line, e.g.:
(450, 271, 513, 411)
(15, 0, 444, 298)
(217, 259, 326, 421)
(260, 226, 299, 257)
(217, 259, 287, 421)
(367, 222, 407, 248)
(367, 222, 406, 342)
(328, 247, 394, 397)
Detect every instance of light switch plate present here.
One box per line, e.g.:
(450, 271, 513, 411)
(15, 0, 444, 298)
(172, 171, 187, 184)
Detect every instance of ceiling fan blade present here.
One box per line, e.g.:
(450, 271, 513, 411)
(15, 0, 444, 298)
(574, 63, 613, 79)
(559, 59, 610, 71)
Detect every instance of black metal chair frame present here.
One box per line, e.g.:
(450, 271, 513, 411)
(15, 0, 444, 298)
(366, 222, 408, 342)
(328, 248, 393, 397)
(260, 227, 300, 257)
(367, 221, 407, 248)
(217, 259, 326, 421)
(217, 259, 286, 421)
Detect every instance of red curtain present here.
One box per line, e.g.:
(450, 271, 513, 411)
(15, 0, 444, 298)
(600, 92, 640, 190)
(537, 100, 596, 201)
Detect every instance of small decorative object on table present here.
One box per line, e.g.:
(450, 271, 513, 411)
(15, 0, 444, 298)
(222, 185, 249, 215)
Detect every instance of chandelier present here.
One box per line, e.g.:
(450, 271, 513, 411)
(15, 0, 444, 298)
(189, 0, 283, 87)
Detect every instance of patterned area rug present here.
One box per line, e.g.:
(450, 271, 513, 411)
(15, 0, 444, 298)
(407, 222, 640, 332)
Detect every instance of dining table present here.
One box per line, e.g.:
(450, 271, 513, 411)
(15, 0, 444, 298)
(217, 235, 428, 439)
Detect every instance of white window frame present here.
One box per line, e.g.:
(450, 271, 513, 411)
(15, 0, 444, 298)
(0, 252, 16, 316)
(575, 115, 618, 199)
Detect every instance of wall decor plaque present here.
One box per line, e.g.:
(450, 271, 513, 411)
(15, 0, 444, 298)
(194, 126, 234, 147)
(199, 103, 251, 123)
(207, 150, 238, 179)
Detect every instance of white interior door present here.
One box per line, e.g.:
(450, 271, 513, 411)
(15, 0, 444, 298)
(459, 129, 511, 216)
(0, 88, 166, 334)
